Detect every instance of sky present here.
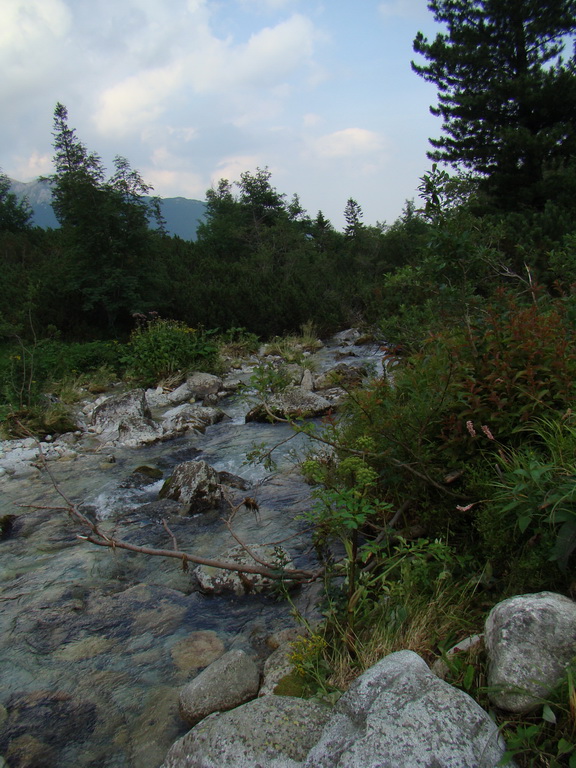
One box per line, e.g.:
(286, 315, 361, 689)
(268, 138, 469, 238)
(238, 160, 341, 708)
(1, 0, 444, 230)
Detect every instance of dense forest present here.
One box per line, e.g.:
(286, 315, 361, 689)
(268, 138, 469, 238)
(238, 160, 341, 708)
(2, 0, 576, 761)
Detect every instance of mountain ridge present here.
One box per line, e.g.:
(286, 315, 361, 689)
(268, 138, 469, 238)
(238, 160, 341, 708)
(9, 178, 207, 241)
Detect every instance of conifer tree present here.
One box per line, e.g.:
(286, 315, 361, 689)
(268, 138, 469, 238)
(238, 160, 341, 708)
(48, 104, 158, 332)
(412, 0, 576, 207)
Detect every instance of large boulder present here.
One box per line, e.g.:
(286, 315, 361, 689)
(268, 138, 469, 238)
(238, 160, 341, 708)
(245, 388, 332, 423)
(195, 544, 293, 595)
(159, 460, 222, 513)
(178, 650, 260, 726)
(161, 696, 331, 768)
(303, 650, 505, 768)
(91, 389, 151, 432)
(91, 389, 164, 446)
(167, 373, 223, 405)
(161, 404, 227, 436)
(117, 415, 164, 447)
(485, 591, 576, 713)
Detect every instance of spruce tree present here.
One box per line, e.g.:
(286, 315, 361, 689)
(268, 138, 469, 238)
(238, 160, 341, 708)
(48, 104, 159, 333)
(412, 0, 576, 207)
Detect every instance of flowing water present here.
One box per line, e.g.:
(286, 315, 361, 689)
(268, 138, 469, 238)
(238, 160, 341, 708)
(0, 336, 384, 768)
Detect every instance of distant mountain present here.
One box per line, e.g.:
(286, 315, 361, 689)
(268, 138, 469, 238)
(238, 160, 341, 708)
(8, 178, 207, 241)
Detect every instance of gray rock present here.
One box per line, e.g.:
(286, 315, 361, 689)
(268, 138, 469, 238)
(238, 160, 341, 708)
(162, 404, 227, 436)
(117, 415, 164, 447)
(159, 460, 222, 513)
(167, 373, 223, 405)
(300, 369, 314, 392)
(333, 328, 361, 344)
(259, 643, 296, 697)
(195, 544, 293, 595)
(303, 650, 505, 768)
(145, 386, 172, 408)
(92, 389, 151, 432)
(179, 650, 260, 726)
(162, 696, 331, 768)
(245, 388, 332, 423)
(485, 591, 576, 713)
(314, 363, 367, 391)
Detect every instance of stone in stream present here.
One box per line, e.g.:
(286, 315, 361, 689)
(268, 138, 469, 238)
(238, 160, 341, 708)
(178, 650, 260, 726)
(245, 388, 332, 423)
(167, 373, 224, 405)
(161, 403, 228, 437)
(91, 388, 163, 447)
(194, 544, 293, 595)
(161, 696, 331, 768)
(159, 460, 222, 513)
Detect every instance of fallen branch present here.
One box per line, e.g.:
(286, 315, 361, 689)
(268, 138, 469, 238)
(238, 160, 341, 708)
(20, 431, 321, 585)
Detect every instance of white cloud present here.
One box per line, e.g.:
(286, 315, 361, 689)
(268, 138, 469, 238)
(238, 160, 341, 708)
(94, 64, 184, 136)
(10, 151, 53, 180)
(185, 13, 317, 93)
(312, 128, 386, 159)
(144, 167, 206, 199)
(0, 0, 71, 50)
(239, 0, 296, 10)
(211, 155, 264, 186)
(0, 0, 72, 99)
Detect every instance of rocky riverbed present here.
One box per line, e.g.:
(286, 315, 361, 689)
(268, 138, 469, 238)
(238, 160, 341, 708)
(0, 330, 381, 768)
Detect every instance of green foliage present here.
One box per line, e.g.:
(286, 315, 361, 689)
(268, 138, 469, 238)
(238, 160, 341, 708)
(217, 327, 260, 358)
(412, 0, 576, 208)
(46, 104, 163, 333)
(0, 170, 32, 232)
(249, 361, 291, 396)
(487, 417, 576, 573)
(499, 660, 576, 767)
(122, 316, 217, 385)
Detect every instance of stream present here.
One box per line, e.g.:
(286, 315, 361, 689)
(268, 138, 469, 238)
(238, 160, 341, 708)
(0, 333, 384, 768)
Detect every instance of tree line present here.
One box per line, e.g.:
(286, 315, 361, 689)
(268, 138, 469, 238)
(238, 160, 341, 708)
(0, 0, 574, 351)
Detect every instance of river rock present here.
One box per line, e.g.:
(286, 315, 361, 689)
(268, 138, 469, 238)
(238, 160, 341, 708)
(0, 690, 97, 761)
(259, 642, 296, 697)
(485, 591, 576, 713)
(161, 404, 227, 436)
(117, 415, 164, 447)
(90, 389, 164, 447)
(333, 328, 361, 345)
(304, 650, 505, 768)
(159, 460, 222, 513)
(161, 696, 331, 768)
(170, 631, 226, 673)
(194, 544, 293, 595)
(245, 388, 332, 423)
(314, 362, 367, 391)
(91, 389, 151, 432)
(167, 373, 223, 405)
(300, 369, 314, 392)
(179, 650, 260, 726)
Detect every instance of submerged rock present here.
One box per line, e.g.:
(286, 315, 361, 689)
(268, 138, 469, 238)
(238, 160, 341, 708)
(170, 631, 226, 673)
(178, 650, 260, 726)
(194, 544, 293, 595)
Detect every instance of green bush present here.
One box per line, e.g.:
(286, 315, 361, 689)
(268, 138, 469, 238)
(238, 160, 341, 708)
(122, 317, 217, 385)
